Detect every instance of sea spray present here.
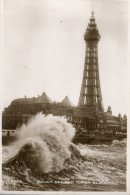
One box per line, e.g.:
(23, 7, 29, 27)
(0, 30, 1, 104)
(4, 113, 76, 173)
(18, 113, 75, 143)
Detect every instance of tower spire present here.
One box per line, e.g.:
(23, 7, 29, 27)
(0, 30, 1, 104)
(78, 12, 104, 114)
(91, 10, 94, 17)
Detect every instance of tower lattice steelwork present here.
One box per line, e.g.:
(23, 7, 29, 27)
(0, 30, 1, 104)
(78, 12, 104, 115)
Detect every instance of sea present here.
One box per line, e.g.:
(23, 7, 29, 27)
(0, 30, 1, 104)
(2, 113, 126, 191)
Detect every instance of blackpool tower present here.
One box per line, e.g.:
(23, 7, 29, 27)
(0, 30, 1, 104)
(78, 11, 104, 115)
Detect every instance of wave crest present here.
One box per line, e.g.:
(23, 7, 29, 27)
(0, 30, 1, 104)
(4, 114, 76, 174)
(112, 139, 126, 149)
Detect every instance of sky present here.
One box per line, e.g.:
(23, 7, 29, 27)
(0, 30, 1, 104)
(1, 0, 128, 116)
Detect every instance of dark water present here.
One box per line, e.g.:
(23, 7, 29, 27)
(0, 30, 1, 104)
(2, 114, 126, 191)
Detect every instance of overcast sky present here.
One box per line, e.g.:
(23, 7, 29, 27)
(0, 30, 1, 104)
(2, 0, 128, 116)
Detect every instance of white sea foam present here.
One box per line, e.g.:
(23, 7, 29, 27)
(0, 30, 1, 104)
(9, 113, 76, 173)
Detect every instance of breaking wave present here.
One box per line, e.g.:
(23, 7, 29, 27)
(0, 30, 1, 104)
(4, 114, 76, 173)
